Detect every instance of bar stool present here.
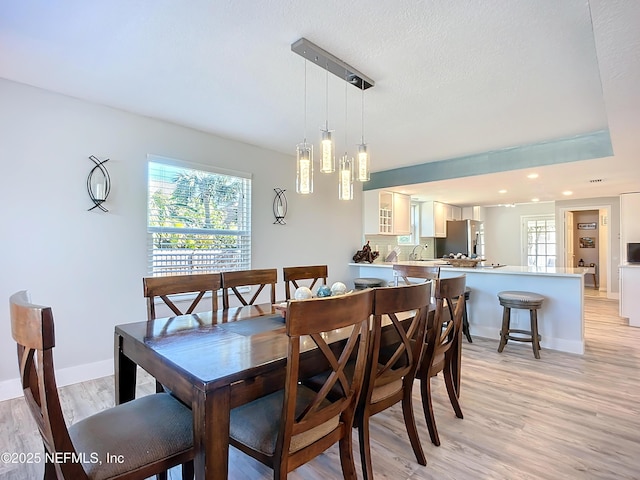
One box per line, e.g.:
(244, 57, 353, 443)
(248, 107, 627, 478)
(353, 277, 387, 290)
(497, 291, 545, 359)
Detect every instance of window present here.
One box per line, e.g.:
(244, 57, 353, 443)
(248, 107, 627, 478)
(523, 216, 556, 268)
(397, 203, 420, 245)
(147, 157, 251, 276)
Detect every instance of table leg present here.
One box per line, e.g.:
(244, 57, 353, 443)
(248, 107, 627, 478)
(193, 385, 230, 480)
(114, 333, 137, 405)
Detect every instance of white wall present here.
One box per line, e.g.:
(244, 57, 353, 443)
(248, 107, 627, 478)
(0, 79, 363, 398)
(483, 199, 620, 294)
(483, 202, 556, 266)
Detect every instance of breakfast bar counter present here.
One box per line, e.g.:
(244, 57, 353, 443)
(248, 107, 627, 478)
(349, 261, 589, 354)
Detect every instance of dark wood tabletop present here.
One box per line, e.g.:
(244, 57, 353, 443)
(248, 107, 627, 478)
(114, 303, 359, 480)
(114, 301, 445, 480)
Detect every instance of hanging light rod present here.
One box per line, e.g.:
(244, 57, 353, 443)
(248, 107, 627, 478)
(291, 38, 375, 90)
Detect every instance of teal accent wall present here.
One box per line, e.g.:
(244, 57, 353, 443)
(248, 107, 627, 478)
(365, 130, 613, 191)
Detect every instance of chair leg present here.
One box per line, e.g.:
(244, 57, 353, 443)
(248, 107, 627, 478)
(530, 309, 541, 359)
(462, 300, 473, 343)
(181, 460, 194, 480)
(357, 415, 375, 480)
(442, 358, 463, 419)
(401, 388, 427, 465)
(497, 307, 510, 352)
(339, 427, 359, 480)
(453, 332, 462, 397)
(419, 371, 440, 446)
(43, 453, 56, 480)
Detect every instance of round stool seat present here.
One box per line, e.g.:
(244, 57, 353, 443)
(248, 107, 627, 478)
(497, 291, 545, 359)
(353, 277, 387, 290)
(498, 291, 544, 309)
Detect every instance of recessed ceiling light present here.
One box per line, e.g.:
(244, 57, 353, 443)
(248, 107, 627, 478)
(531, 198, 539, 202)
(499, 189, 507, 194)
(527, 173, 539, 179)
(562, 190, 573, 196)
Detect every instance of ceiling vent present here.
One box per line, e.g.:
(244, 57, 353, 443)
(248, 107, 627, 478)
(589, 178, 603, 183)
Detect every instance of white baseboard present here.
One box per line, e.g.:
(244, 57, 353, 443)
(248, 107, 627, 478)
(0, 359, 113, 402)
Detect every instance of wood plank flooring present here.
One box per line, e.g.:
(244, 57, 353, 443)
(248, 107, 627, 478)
(2, 296, 639, 479)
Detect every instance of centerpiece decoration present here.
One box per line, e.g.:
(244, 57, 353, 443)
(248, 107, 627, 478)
(353, 241, 379, 263)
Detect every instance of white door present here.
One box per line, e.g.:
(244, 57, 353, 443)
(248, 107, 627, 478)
(565, 211, 574, 267)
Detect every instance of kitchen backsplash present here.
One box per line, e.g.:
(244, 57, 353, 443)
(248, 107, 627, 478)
(364, 235, 436, 262)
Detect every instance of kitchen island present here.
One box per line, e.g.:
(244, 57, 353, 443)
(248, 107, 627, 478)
(350, 261, 589, 354)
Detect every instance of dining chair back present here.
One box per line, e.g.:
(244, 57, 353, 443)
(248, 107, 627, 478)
(392, 264, 440, 286)
(9, 291, 194, 480)
(228, 289, 374, 479)
(143, 273, 222, 320)
(355, 281, 431, 480)
(221, 268, 277, 309)
(417, 275, 466, 447)
(283, 265, 328, 300)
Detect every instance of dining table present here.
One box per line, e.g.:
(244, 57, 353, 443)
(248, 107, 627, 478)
(114, 300, 450, 480)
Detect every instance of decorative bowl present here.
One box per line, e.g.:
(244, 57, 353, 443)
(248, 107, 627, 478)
(446, 258, 484, 268)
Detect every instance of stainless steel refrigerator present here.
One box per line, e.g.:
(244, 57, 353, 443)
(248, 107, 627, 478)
(435, 220, 484, 258)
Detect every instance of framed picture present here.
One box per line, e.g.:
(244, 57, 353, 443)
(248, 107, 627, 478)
(580, 237, 595, 248)
(577, 222, 597, 230)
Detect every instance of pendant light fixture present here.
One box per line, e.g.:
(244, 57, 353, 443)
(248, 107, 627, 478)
(357, 81, 370, 182)
(296, 59, 313, 194)
(320, 62, 335, 173)
(339, 70, 354, 201)
(291, 38, 374, 197)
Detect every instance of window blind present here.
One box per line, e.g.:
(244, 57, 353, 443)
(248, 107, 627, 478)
(147, 159, 252, 276)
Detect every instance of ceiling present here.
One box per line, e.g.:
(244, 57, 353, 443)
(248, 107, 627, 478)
(1, 0, 639, 206)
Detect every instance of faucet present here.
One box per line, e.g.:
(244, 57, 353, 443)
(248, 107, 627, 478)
(409, 244, 424, 261)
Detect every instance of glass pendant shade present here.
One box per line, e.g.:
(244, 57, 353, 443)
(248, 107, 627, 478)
(338, 154, 354, 201)
(320, 129, 335, 173)
(357, 143, 370, 181)
(296, 142, 313, 194)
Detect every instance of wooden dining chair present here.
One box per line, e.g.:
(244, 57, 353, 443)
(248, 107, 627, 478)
(416, 275, 466, 447)
(355, 281, 431, 480)
(143, 273, 222, 320)
(393, 263, 470, 349)
(228, 289, 374, 480)
(143, 273, 222, 393)
(221, 268, 277, 309)
(9, 291, 194, 480)
(283, 265, 328, 300)
(392, 264, 440, 286)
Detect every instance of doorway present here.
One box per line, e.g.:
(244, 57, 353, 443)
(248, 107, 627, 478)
(563, 207, 610, 295)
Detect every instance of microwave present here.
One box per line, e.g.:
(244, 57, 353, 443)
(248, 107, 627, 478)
(628, 243, 640, 264)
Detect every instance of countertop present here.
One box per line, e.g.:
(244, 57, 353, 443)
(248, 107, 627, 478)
(349, 261, 590, 277)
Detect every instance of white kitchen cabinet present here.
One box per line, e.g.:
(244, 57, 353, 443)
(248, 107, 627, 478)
(420, 201, 447, 237)
(363, 190, 411, 235)
(446, 204, 462, 221)
(620, 265, 640, 326)
(462, 206, 484, 221)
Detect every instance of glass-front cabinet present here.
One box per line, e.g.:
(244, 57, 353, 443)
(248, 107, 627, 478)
(364, 190, 411, 235)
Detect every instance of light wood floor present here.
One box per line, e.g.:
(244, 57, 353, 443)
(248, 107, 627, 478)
(2, 296, 639, 479)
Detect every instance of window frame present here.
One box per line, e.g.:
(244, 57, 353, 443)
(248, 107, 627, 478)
(147, 155, 252, 277)
(521, 214, 556, 268)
